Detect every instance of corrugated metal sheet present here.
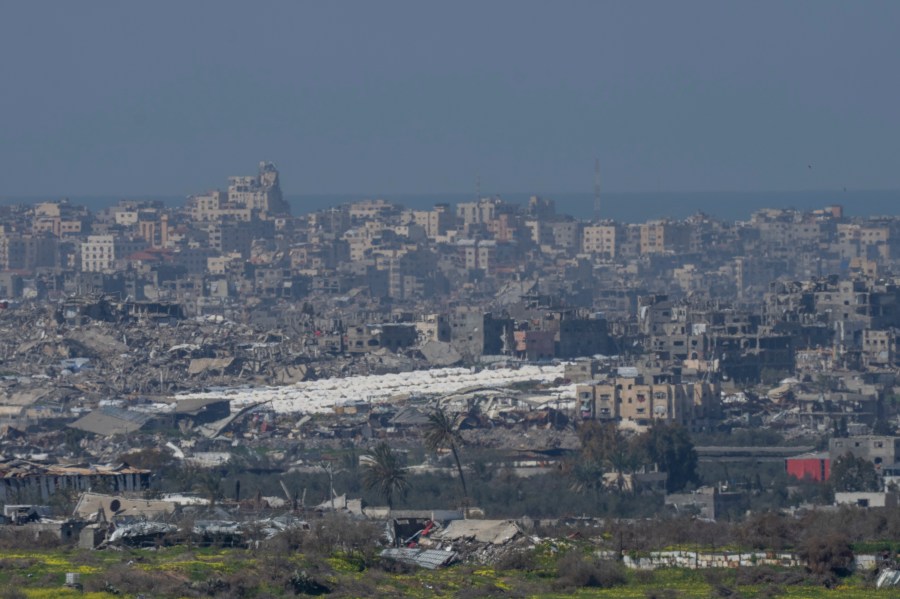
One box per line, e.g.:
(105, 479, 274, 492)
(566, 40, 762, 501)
(877, 569, 900, 588)
(0, 459, 149, 479)
(381, 548, 457, 569)
(68, 406, 154, 436)
(173, 397, 229, 414)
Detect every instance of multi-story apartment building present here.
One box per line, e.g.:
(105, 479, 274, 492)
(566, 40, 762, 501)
(0, 233, 57, 270)
(227, 162, 290, 216)
(80, 235, 116, 272)
(548, 221, 583, 251)
(456, 198, 499, 227)
(582, 223, 617, 258)
(189, 163, 288, 222)
(575, 375, 720, 432)
(640, 220, 691, 255)
(407, 204, 456, 239)
(829, 435, 900, 471)
(80, 234, 148, 273)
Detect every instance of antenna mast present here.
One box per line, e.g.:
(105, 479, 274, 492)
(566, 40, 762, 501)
(593, 158, 601, 221)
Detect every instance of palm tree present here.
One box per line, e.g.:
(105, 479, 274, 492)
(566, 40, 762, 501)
(567, 458, 604, 499)
(192, 469, 224, 507)
(361, 442, 408, 511)
(424, 407, 468, 506)
(578, 421, 636, 494)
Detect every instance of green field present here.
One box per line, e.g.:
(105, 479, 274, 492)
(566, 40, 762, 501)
(0, 546, 894, 598)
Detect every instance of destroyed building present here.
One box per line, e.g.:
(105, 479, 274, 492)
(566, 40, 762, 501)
(0, 461, 150, 504)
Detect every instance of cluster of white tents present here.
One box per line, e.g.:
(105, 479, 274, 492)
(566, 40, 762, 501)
(174, 364, 567, 415)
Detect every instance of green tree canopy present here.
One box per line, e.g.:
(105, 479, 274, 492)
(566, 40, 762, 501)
(641, 423, 699, 493)
(362, 442, 408, 510)
(576, 421, 640, 493)
(830, 453, 880, 492)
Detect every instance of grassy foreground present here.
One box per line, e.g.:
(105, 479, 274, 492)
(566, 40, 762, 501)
(0, 546, 893, 598)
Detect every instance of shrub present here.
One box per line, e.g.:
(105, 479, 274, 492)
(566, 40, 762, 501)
(0, 527, 62, 550)
(554, 552, 627, 590)
(301, 513, 381, 565)
(0, 558, 37, 570)
(0, 588, 26, 599)
(456, 584, 522, 598)
(799, 532, 854, 580)
(733, 565, 805, 587)
(377, 557, 418, 574)
(755, 584, 786, 599)
(83, 563, 186, 597)
(288, 569, 330, 595)
(494, 548, 537, 571)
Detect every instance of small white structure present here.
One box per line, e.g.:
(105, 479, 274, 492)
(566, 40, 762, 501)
(834, 491, 898, 508)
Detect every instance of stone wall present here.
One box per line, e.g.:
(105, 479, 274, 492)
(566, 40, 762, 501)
(596, 549, 879, 572)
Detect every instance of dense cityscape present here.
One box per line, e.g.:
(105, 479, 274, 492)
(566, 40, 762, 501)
(4, 1, 900, 596)
(0, 162, 899, 594)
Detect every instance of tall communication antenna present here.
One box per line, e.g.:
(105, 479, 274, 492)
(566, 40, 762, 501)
(593, 158, 601, 221)
(475, 173, 481, 200)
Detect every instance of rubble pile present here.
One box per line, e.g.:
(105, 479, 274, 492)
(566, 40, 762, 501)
(0, 301, 324, 402)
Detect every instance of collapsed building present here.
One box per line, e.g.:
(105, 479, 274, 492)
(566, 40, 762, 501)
(0, 461, 150, 504)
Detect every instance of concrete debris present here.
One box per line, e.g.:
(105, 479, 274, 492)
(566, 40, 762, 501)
(98, 510, 309, 548)
(183, 452, 231, 468)
(313, 494, 364, 515)
(3, 504, 51, 524)
(435, 519, 522, 545)
(188, 357, 236, 376)
(73, 492, 175, 521)
(65, 329, 128, 356)
(107, 521, 178, 544)
(418, 341, 462, 367)
(190, 516, 308, 544)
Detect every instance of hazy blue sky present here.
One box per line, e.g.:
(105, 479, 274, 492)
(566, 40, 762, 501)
(2, 1, 899, 197)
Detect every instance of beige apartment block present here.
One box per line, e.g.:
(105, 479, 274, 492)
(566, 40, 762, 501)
(582, 224, 617, 257)
(576, 377, 720, 432)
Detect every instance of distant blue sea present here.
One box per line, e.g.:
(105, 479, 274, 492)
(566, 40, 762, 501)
(3, 189, 900, 223)
(290, 190, 900, 222)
